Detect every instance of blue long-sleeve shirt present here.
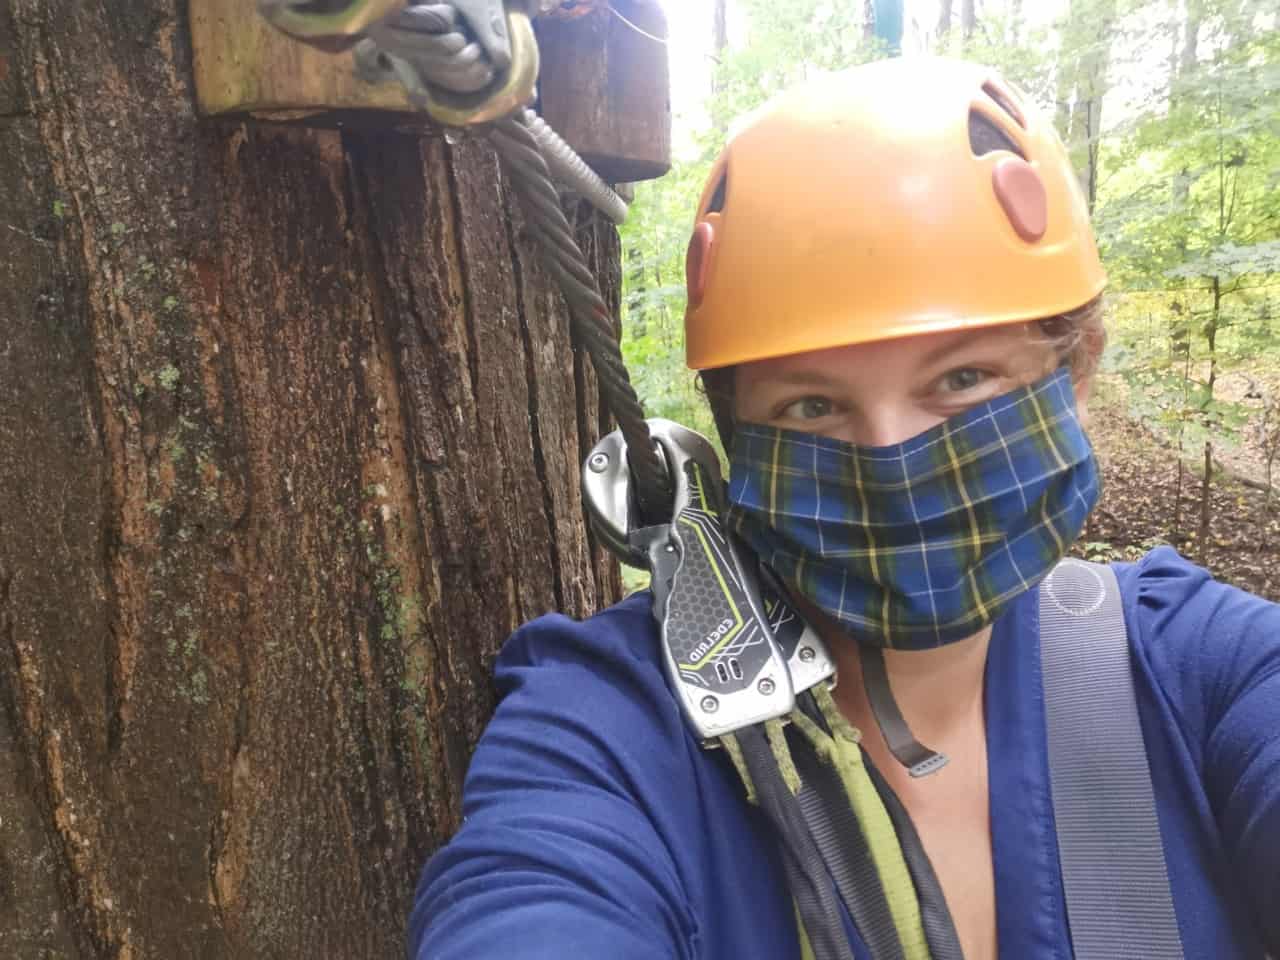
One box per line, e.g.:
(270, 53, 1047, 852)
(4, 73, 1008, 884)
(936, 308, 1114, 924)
(409, 548, 1279, 958)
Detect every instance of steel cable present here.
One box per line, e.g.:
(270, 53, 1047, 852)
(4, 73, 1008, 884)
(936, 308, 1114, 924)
(489, 112, 669, 511)
(354, 4, 670, 513)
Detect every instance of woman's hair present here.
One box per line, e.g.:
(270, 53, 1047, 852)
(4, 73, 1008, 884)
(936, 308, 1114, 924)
(697, 294, 1106, 453)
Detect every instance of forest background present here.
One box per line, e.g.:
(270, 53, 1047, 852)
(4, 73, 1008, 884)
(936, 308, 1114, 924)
(619, 0, 1280, 598)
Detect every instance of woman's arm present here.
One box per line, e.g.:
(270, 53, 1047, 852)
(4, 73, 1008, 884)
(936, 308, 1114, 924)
(1128, 548, 1280, 952)
(407, 598, 702, 960)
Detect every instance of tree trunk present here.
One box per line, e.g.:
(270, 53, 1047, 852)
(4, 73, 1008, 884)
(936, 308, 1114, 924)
(936, 0, 953, 45)
(0, 3, 621, 957)
(1007, 0, 1024, 46)
(1198, 441, 1213, 557)
(1057, 0, 1117, 212)
(1168, 0, 1202, 253)
(1206, 275, 1221, 402)
(711, 0, 729, 94)
(960, 0, 976, 41)
(713, 0, 729, 55)
(1179, 0, 1202, 81)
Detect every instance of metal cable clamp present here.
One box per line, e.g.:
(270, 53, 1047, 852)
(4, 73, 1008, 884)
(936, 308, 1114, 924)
(583, 420, 835, 741)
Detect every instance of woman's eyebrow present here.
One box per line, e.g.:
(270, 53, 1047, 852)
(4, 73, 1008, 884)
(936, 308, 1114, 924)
(755, 368, 849, 389)
(915, 329, 1016, 370)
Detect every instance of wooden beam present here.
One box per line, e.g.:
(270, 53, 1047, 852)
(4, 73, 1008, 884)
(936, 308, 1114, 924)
(535, 0, 671, 183)
(190, 0, 419, 119)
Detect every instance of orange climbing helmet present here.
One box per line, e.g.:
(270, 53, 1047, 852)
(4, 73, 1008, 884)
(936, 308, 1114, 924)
(683, 57, 1106, 370)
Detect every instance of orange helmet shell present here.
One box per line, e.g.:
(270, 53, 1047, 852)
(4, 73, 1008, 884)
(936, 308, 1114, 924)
(684, 57, 1106, 370)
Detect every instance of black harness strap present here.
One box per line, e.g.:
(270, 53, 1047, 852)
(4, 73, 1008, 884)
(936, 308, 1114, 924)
(860, 645, 949, 779)
(790, 719, 907, 960)
(864, 757, 965, 960)
(735, 723, 858, 960)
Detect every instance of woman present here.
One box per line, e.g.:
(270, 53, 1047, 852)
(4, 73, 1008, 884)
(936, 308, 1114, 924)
(408, 58, 1279, 959)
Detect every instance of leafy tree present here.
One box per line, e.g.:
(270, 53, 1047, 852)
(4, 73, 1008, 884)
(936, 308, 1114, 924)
(1097, 1, 1280, 546)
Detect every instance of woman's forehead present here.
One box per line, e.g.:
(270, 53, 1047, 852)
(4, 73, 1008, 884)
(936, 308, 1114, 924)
(737, 322, 1042, 384)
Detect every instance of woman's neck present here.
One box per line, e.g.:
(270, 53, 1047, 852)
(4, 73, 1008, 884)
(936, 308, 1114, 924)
(787, 590, 991, 747)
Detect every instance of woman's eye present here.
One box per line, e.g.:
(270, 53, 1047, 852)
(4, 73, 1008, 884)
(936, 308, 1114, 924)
(940, 368, 989, 393)
(779, 396, 834, 420)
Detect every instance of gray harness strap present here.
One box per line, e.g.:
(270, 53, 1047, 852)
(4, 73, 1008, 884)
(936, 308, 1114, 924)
(1039, 559, 1184, 959)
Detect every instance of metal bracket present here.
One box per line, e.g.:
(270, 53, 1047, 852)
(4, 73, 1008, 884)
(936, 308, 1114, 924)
(258, 0, 537, 126)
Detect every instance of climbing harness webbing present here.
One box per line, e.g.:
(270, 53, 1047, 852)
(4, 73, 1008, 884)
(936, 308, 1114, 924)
(787, 700, 910, 960)
(790, 688, 951, 960)
(726, 685, 948, 960)
(863, 759, 964, 960)
(1039, 560, 1184, 960)
(734, 720, 860, 960)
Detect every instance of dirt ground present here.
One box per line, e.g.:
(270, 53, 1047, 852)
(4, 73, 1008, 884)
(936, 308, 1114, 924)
(1077, 375, 1280, 601)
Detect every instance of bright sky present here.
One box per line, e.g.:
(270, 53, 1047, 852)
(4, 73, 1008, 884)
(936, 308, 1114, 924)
(650, 0, 1183, 153)
(652, 0, 1071, 147)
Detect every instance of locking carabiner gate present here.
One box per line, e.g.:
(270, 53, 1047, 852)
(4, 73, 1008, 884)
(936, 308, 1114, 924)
(583, 420, 835, 742)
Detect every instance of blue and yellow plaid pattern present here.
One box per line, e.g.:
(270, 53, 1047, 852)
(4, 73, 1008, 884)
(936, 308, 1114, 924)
(728, 367, 1100, 649)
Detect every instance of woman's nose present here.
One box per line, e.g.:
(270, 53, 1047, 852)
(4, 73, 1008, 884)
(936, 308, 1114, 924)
(850, 406, 939, 448)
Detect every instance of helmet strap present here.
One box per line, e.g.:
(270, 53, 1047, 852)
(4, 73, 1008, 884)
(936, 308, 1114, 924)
(858, 645, 950, 778)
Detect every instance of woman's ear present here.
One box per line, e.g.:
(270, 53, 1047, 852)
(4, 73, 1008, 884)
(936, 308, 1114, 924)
(1072, 325, 1107, 428)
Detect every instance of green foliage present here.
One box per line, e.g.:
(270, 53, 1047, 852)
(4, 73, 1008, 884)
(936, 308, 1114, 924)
(1087, 2, 1280, 486)
(1079, 536, 1170, 563)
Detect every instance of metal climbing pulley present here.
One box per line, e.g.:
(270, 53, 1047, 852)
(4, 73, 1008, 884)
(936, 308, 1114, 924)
(583, 420, 835, 741)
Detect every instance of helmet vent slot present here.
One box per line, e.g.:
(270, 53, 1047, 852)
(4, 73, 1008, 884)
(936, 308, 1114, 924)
(969, 111, 1026, 160)
(706, 170, 729, 215)
(982, 80, 1027, 129)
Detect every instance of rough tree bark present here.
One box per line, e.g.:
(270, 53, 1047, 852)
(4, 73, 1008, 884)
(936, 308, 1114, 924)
(0, 2, 621, 957)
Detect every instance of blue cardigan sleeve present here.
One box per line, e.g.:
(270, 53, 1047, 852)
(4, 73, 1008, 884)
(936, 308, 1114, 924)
(1123, 548, 1280, 951)
(407, 594, 701, 960)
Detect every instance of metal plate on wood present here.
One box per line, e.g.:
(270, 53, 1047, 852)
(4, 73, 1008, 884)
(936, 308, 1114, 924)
(190, 0, 419, 119)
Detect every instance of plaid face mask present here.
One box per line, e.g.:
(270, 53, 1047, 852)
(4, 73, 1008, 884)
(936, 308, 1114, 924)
(727, 366, 1100, 650)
